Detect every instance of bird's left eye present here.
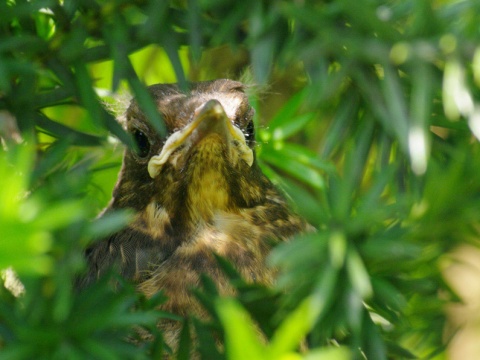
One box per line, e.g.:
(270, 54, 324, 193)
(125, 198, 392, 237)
(245, 120, 255, 143)
(133, 130, 151, 158)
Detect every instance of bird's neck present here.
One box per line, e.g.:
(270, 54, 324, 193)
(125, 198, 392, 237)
(187, 167, 230, 222)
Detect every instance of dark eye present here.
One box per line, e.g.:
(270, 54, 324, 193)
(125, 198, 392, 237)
(133, 130, 150, 158)
(245, 120, 255, 144)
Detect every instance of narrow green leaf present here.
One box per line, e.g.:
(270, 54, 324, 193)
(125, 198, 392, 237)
(346, 248, 372, 299)
(442, 58, 465, 121)
(74, 62, 132, 146)
(36, 114, 104, 146)
(268, 297, 321, 358)
(328, 231, 347, 269)
(362, 313, 387, 360)
(216, 298, 265, 360)
(371, 277, 407, 313)
(321, 91, 359, 157)
(268, 89, 309, 130)
(128, 76, 167, 137)
(357, 165, 395, 214)
(192, 318, 225, 360)
(311, 264, 338, 316)
(86, 210, 132, 239)
(303, 346, 351, 360)
(344, 287, 364, 334)
(187, 0, 202, 62)
(214, 254, 244, 284)
(353, 69, 395, 141)
(272, 113, 314, 141)
(161, 31, 187, 89)
(272, 143, 336, 173)
(177, 319, 191, 360)
(31, 139, 70, 181)
(271, 173, 325, 224)
(330, 119, 374, 220)
(409, 61, 434, 175)
(33, 200, 86, 229)
(361, 232, 419, 264)
(384, 341, 417, 359)
(81, 338, 119, 360)
(261, 148, 324, 189)
(382, 63, 409, 151)
(251, 35, 275, 84)
(410, 62, 434, 129)
(269, 233, 328, 274)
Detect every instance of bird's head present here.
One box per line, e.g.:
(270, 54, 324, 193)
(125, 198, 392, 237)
(112, 79, 270, 230)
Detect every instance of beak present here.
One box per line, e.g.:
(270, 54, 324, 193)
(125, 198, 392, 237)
(148, 99, 253, 179)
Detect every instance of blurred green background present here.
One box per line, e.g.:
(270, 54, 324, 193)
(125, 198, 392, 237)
(2, 0, 480, 359)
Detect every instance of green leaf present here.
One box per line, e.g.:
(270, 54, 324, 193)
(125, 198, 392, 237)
(33, 201, 86, 229)
(187, 0, 202, 62)
(328, 231, 347, 269)
(86, 210, 133, 239)
(384, 341, 417, 359)
(267, 89, 310, 132)
(268, 172, 325, 224)
(362, 313, 387, 360)
(192, 318, 225, 360)
(311, 265, 339, 317)
(36, 114, 104, 146)
(382, 63, 410, 151)
(329, 119, 374, 220)
(346, 248, 372, 299)
(128, 75, 167, 137)
(260, 147, 325, 189)
(176, 319, 191, 360)
(268, 297, 321, 358)
(216, 298, 265, 360)
(321, 91, 359, 157)
(409, 61, 434, 175)
(371, 277, 407, 312)
(161, 30, 187, 89)
(271, 143, 336, 173)
(271, 113, 314, 141)
(251, 35, 276, 84)
(74, 62, 132, 146)
(303, 346, 351, 360)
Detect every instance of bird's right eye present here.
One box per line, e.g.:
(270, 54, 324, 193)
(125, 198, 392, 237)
(133, 130, 151, 158)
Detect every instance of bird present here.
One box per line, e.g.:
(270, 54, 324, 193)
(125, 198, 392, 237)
(79, 79, 308, 351)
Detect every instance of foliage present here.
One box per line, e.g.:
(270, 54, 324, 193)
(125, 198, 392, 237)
(2, 0, 480, 359)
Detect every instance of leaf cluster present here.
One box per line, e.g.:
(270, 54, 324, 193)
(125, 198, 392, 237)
(2, 0, 480, 359)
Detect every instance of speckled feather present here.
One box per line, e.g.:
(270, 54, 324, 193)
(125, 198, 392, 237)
(80, 79, 308, 350)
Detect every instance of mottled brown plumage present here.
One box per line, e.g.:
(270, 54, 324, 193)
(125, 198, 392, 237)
(80, 79, 307, 350)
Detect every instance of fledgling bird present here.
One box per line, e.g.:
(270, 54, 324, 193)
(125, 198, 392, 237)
(80, 79, 308, 349)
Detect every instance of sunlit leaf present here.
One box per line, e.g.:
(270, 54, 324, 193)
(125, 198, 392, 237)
(269, 296, 325, 359)
(216, 298, 265, 360)
(303, 346, 351, 360)
(346, 248, 372, 299)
